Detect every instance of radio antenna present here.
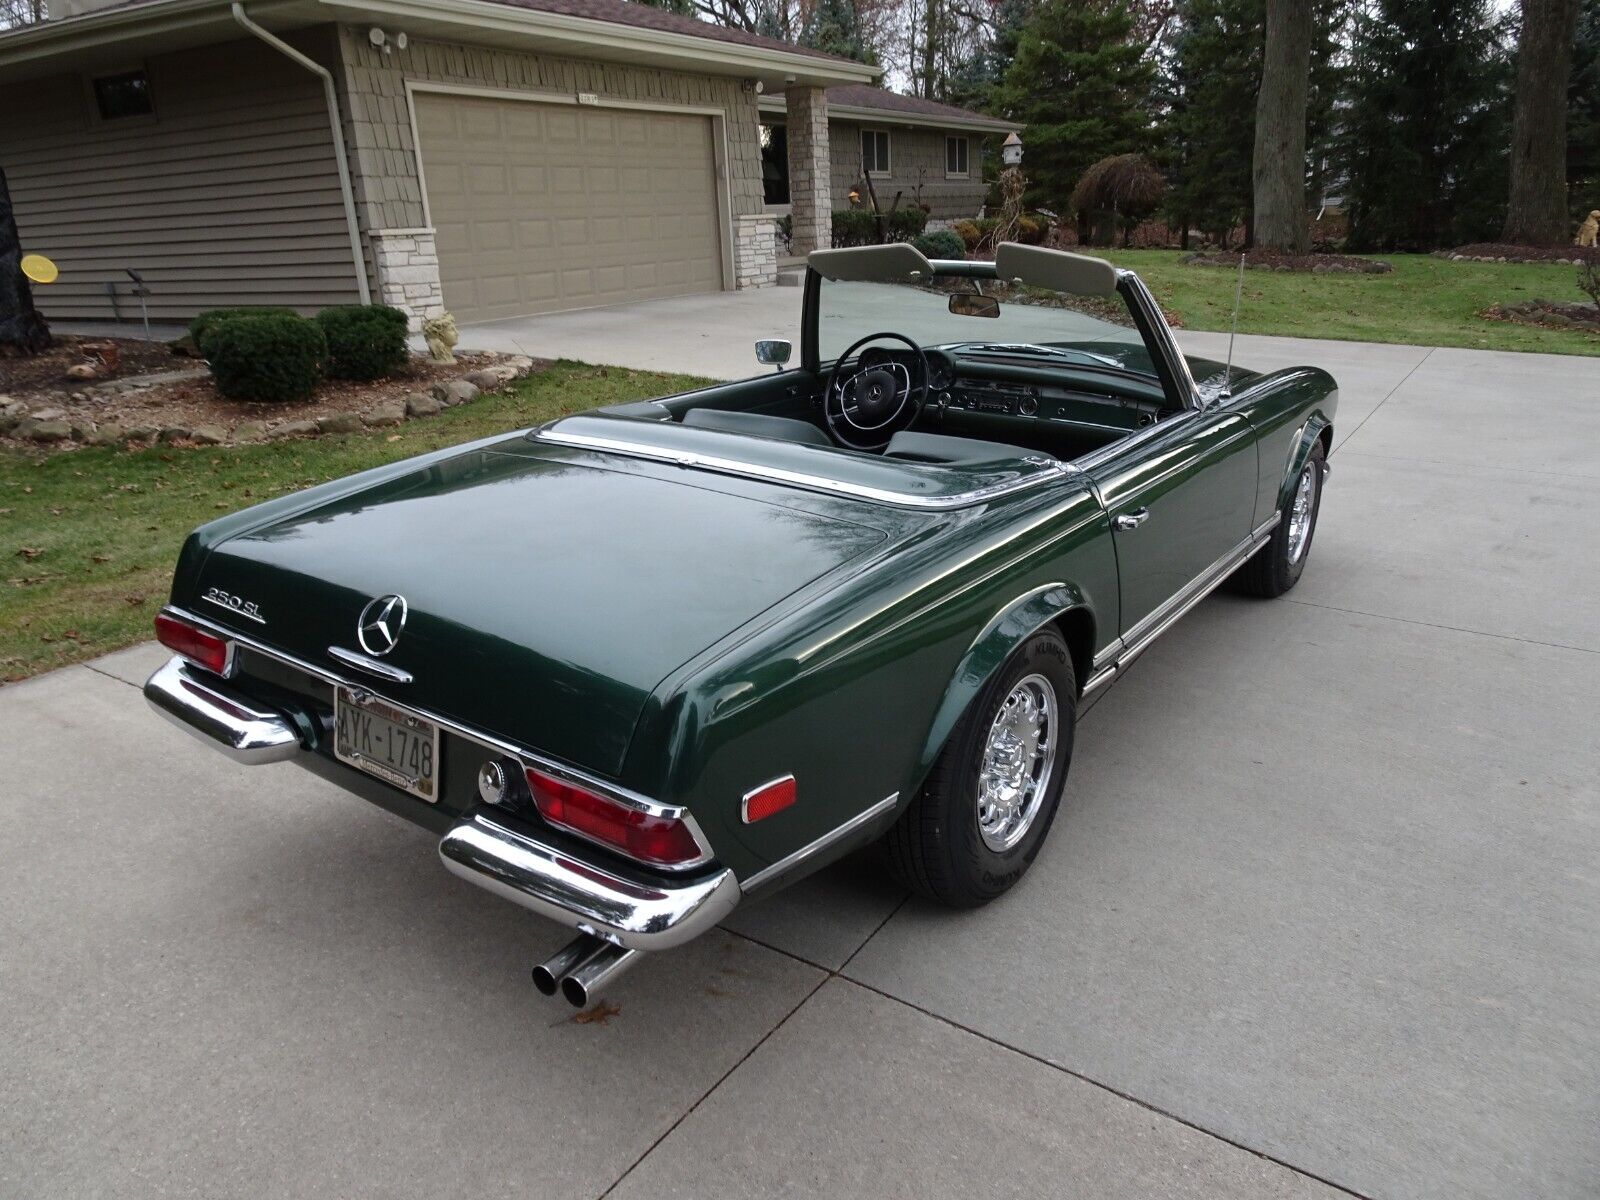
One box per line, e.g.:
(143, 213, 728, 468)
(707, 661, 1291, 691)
(1223, 252, 1245, 397)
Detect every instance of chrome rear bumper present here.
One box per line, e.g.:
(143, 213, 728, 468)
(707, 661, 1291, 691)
(144, 655, 739, 950)
(438, 808, 739, 950)
(144, 656, 303, 764)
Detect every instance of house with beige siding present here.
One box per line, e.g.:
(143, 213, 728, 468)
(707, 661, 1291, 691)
(0, 0, 1013, 330)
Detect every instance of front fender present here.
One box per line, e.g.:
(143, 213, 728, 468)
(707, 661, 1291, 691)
(1276, 412, 1333, 512)
(913, 583, 1090, 785)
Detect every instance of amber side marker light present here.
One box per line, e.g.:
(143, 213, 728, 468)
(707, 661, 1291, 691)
(155, 611, 231, 676)
(741, 775, 797, 824)
(525, 768, 705, 868)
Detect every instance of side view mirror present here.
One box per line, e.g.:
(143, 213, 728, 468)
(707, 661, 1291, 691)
(949, 293, 1001, 318)
(755, 338, 793, 370)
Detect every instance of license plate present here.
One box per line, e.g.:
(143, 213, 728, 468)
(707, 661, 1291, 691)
(334, 689, 440, 802)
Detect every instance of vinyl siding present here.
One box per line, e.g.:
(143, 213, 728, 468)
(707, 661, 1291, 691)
(0, 30, 361, 322)
(828, 120, 987, 219)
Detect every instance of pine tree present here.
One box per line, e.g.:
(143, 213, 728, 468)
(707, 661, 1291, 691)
(1340, 0, 1513, 251)
(1252, 0, 1315, 251)
(800, 0, 878, 64)
(1570, 0, 1600, 222)
(992, 0, 1154, 219)
(1502, 0, 1582, 244)
(1158, 0, 1342, 248)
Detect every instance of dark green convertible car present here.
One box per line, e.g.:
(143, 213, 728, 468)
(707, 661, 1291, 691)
(147, 243, 1335, 1006)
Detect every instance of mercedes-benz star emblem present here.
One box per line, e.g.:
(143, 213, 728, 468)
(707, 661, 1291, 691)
(357, 594, 407, 657)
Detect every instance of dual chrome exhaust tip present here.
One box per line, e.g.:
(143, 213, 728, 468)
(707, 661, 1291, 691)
(532, 934, 642, 1007)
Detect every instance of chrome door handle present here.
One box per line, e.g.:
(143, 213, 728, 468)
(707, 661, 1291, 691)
(1113, 508, 1151, 531)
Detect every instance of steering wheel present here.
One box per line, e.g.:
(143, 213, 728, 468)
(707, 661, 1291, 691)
(824, 332, 930, 452)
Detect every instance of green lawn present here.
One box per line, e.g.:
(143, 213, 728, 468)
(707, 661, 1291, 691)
(1098, 249, 1600, 356)
(0, 362, 708, 682)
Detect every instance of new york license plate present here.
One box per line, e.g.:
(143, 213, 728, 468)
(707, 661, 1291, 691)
(334, 689, 439, 802)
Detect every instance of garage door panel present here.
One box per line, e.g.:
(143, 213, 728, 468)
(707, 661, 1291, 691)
(416, 92, 724, 322)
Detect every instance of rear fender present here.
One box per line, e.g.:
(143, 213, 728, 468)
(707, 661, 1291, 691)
(913, 583, 1088, 786)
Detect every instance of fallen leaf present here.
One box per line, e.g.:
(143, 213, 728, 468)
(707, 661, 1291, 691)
(124, 594, 145, 606)
(572, 1000, 621, 1026)
(16, 547, 42, 560)
(91, 554, 111, 564)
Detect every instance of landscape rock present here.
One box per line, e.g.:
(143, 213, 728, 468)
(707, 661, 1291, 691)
(65, 363, 99, 381)
(317, 413, 362, 434)
(504, 355, 535, 376)
(124, 426, 158, 443)
(30, 407, 66, 422)
(464, 365, 519, 389)
(433, 379, 480, 406)
(158, 426, 192, 444)
(232, 421, 267, 443)
(69, 422, 91, 442)
(405, 393, 444, 418)
(191, 425, 227, 445)
(274, 420, 319, 439)
(87, 424, 125, 446)
(363, 399, 407, 427)
(26, 420, 72, 443)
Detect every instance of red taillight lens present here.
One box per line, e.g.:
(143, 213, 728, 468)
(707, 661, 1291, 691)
(526, 768, 705, 867)
(742, 775, 797, 824)
(155, 611, 230, 675)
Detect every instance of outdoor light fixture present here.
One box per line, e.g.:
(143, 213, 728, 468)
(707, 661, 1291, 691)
(1001, 132, 1023, 167)
(367, 26, 407, 53)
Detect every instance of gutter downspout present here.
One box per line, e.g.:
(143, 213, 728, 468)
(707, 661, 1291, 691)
(231, 2, 370, 304)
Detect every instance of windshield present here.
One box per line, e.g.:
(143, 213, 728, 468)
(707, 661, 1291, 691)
(815, 270, 1158, 376)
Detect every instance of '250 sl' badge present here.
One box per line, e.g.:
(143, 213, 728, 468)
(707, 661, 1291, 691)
(201, 587, 265, 624)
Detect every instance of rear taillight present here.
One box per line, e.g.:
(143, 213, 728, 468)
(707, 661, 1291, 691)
(525, 768, 705, 868)
(155, 611, 231, 676)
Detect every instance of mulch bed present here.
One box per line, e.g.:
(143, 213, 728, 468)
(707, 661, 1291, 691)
(1480, 299, 1600, 334)
(1444, 243, 1600, 265)
(0, 335, 178, 397)
(1181, 250, 1393, 274)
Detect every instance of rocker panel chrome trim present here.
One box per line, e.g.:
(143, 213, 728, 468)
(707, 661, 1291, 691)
(741, 791, 901, 894)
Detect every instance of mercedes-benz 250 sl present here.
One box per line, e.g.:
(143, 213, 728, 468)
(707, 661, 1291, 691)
(146, 244, 1336, 1006)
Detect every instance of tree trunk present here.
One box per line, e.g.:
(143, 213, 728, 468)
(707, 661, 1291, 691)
(1252, 0, 1314, 253)
(1501, 0, 1581, 244)
(0, 166, 51, 356)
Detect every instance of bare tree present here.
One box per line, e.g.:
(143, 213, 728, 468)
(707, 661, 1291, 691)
(1252, 0, 1314, 252)
(0, 0, 48, 30)
(0, 167, 51, 356)
(1502, 0, 1581, 244)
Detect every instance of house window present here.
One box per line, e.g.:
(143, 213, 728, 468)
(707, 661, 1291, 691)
(861, 128, 890, 176)
(92, 70, 153, 120)
(945, 136, 969, 177)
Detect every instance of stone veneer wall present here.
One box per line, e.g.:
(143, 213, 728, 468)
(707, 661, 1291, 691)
(785, 86, 832, 256)
(367, 228, 444, 328)
(734, 215, 778, 288)
(332, 26, 769, 321)
(829, 121, 988, 220)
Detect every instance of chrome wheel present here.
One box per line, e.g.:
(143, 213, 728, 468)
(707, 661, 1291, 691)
(1287, 464, 1317, 564)
(976, 673, 1058, 852)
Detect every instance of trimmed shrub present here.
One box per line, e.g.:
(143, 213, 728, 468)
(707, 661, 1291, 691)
(189, 306, 297, 357)
(206, 313, 326, 403)
(316, 304, 409, 381)
(886, 206, 929, 241)
(951, 219, 983, 252)
(831, 208, 877, 247)
(913, 230, 966, 260)
(1015, 215, 1047, 245)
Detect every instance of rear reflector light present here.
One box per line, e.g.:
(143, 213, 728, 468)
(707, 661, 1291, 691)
(741, 775, 797, 824)
(526, 768, 704, 868)
(155, 611, 230, 676)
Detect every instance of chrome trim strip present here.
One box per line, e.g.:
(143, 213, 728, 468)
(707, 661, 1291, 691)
(536, 427, 1077, 510)
(163, 606, 715, 867)
(144, 656, 303, 765)
(438, 806, 740, 951)
(740, 773, 796, 825)
(740, 791, 901, 894)
(327, 645, 415, 684)
(1084, 514, 1281, 699)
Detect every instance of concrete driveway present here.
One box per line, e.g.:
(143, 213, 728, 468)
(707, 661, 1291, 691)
(4, 295, 1596, 1200)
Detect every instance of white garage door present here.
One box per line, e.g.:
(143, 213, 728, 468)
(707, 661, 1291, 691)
(414, 92, 726, 322)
